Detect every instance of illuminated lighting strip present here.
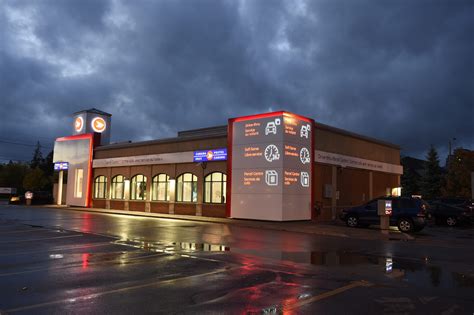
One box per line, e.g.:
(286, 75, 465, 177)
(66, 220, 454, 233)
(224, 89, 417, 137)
(231, 110, 313, 123)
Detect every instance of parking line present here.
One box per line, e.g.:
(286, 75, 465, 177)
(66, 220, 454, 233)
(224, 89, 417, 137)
(5, 266, 242, 313)
(0, 251, 167, 277)
(0, 242, 113, 257)
(0, 234, 83, 244)
(282, 280, 373, 311)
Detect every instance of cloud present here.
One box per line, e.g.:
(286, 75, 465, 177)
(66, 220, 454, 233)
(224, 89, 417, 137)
(0, 0, 472, 163)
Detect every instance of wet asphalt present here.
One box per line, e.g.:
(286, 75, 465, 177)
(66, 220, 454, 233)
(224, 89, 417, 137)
(0, 205, 472, 314)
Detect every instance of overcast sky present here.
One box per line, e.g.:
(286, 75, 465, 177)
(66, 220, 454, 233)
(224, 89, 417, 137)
(0, 0, 472, 164)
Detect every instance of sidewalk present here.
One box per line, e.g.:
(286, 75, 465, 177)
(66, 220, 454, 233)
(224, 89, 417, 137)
(44, 205, 414, 242)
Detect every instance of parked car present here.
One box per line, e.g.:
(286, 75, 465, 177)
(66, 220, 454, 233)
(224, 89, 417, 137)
(339, 196, 429, 232)
(9, 191, 53, 205)
(427, 198, 474, 226)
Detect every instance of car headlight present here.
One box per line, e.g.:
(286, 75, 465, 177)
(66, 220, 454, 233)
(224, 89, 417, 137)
(10, 197, 19, 202)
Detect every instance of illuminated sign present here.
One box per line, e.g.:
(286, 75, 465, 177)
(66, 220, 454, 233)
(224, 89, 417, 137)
(385, 200, 392, 215)
(193, 149, 227, 162)
(74, 116, 84, 132)
(54, 162, 69, 171)
(230, 112, 313, 221)
(91, 117, 107, 133)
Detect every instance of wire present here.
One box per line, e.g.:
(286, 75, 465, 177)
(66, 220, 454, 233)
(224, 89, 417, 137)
(0, 139, 53, 148)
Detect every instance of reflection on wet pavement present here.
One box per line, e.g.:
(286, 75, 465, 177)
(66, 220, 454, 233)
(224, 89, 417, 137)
(117, 237, 473, 290)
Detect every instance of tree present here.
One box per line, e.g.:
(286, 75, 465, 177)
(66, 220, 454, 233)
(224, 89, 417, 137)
(23, 168, 49, 191)
(401, 168, 420, 197)
(30, 141, 44, 169)
(420, 145, 443, 200)
(443, 148, 474, 198)
(0, 162, 29, 192)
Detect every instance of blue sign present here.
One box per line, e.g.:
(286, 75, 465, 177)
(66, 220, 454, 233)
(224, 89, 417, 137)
(193, 149, 227, 162)
(54, 162, 69, 171)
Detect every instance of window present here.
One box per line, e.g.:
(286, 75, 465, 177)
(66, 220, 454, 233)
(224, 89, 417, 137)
(111, 175, 125, 199)
(176, 173, 197, 202)
(131, 174, 147, 200)
(74, 168, 84, 198)
(204, 172, 226, 203)
(93, 175, 107, 199)
(152, 174, 170, 201)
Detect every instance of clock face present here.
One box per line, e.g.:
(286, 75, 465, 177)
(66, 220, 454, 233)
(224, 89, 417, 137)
(300, 147, 310, 164)
(264, 144, 280, 162)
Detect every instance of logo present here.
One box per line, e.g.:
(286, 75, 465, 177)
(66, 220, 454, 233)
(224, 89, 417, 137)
(300, 124, 311, 138)
(206, 150, 214, 161)
(74, 116, 84, 132)
(301, 172, 310, 187)
(265, 170, 278, 186)
(91, 117, 106, 133)
(300, 147, 310, 164)
(264, 118, 280, 136)
(264, 144, 280, 162)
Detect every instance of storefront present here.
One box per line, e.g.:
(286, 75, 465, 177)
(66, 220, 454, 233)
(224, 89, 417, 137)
(53, 108, 402, 221)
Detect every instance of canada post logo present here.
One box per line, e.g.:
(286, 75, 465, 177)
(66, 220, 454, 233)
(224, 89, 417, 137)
(74, 116, 84, 132)
(91, 117, 107, 133)
(194, 149, 227, 162)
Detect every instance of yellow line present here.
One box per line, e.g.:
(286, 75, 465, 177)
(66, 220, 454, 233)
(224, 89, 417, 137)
(282, 280, 373, 311)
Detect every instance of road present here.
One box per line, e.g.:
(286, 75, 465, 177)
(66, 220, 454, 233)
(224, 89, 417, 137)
(0, 205, 472, 314)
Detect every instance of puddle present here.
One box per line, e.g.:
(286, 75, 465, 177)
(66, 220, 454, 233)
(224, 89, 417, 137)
(114, 238, 471, 289)
(114, 239, 229, 254)
(284, 250, 473, 289)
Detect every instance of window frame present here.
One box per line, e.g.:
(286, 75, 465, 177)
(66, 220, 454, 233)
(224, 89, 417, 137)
(176, 173, 198, 203)
(204, 172, 227, 204)
(151, 173, 170, 201)
(110, 175, 125, 200)
(130, 174, 147, 201)
(93, 175, 107, 199)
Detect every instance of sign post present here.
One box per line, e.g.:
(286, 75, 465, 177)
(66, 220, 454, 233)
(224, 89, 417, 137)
(377, 199, 392, 232)
(25, 191, 33, 206)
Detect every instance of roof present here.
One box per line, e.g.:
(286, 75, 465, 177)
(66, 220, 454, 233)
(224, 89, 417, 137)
(96, 120, 400, 152)
(73, 108, 112, 117)
(314, 122, 400, 149)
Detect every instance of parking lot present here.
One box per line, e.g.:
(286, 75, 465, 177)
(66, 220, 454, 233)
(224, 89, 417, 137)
(0, 205, 473, 314)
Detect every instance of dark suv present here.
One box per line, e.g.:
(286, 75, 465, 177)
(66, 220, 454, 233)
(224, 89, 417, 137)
(427, 198, 474, 226)
(340, 197, 428, 232)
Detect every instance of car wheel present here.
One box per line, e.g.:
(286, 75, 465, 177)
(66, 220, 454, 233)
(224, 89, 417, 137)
(446, 216, 457, 227)
(346, 215, 359, 228)
(398, 218, 414, 233)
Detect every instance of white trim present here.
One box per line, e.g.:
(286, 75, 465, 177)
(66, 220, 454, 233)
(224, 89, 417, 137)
(93, 151, 194, 168)
(314, 150, 403, 175)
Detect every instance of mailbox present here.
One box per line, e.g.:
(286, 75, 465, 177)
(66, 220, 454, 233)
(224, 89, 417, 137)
(377, 199, 392, 216)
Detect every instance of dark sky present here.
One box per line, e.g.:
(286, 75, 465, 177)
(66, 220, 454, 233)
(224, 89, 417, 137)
(1, 0, 473, 164)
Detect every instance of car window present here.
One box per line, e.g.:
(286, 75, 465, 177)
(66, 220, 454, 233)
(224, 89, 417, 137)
(391, 199, 401, 209)
(400, 199, 415, 208)
(365, 201, 377, 211)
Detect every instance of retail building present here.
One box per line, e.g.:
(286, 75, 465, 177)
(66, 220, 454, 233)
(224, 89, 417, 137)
(53, 109, 402, 221)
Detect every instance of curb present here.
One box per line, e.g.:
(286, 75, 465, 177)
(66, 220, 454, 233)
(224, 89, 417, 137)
(33, 205, 413, 242)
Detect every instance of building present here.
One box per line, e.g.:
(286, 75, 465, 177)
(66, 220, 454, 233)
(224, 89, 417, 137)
(53, 109, 402, 221)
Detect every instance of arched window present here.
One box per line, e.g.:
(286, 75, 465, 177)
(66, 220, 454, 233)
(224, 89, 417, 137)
(110, 175, 125, 199)
(151, 174, 170, 201)
(176, 173, 197, 202)
(93, 175, 107, 199)
(204, 172, 226, 204)
(130, 174, 147, 200)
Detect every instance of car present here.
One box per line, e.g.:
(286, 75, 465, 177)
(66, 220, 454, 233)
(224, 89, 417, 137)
(427, 198, 474, 226)
(339, 196, 429, 233)
(8, 191, 53, 205)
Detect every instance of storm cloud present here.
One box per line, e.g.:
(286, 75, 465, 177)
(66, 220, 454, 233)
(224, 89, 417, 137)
(0, 0, 473, 163)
